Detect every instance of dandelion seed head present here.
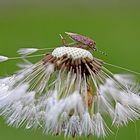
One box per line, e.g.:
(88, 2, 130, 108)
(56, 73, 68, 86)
(0, 34, 140, 138)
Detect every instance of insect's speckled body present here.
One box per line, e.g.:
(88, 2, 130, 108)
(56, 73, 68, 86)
(65, 32, 96, 50)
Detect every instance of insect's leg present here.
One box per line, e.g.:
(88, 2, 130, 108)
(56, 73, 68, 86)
(75, 42, 84, 48)
(59, 34, 69, 47)
(59, 34, 81, 47)
(67, 41, 80, 47)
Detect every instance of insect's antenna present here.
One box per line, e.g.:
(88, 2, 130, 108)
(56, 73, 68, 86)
(95, 48, 107, 56)
(0, 54, 45, 63)
(104, 61, 140, 75)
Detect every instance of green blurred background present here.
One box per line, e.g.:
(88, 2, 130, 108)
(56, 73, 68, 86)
(0, 0, 140, 140)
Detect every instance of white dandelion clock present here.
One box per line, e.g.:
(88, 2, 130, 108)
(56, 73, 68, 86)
(0, 32, 140, 138)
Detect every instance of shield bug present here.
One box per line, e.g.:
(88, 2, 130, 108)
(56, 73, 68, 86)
(65, 32, 96, 51)
(60, 32, 107, 55)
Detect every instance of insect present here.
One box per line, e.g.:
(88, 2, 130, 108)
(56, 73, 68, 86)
(60, 32, 96, 49)
(60, 32, 107, 55)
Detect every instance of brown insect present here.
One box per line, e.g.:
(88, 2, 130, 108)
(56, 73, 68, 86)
(60, 32, 107, 55)
(66, 32, 96, 50)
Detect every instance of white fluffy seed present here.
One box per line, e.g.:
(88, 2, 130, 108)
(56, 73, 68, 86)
(0, 55, 8, 62)
(17, 48, 39, 56)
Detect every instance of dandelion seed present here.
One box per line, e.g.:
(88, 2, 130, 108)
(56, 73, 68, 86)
(93, 113, 112, 138)
(0, 55, 8, 62)
(0, 32, 140, 138)
(17, 48, 39, 56)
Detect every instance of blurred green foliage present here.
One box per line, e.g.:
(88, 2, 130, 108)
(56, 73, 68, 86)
(0, 0, 140, 140)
